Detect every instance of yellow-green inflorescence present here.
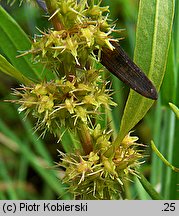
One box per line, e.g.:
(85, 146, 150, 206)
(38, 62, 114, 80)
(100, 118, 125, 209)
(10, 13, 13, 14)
(58, 130, 144, 199)
(12, 0, 145, 199)
(29, 0, 115, 73)
(15, 69, 116, 137)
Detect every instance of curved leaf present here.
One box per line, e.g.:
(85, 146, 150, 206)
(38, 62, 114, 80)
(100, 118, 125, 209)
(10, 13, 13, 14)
(0, 6, 40, 80)
(169, 103, 179, 119)
(0, 6, 54, 81)
(0, 54, 32, 85)
(114, 0, 175, 145)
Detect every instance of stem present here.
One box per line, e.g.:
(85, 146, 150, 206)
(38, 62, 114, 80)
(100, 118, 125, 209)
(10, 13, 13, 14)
(77, 123, 93, 155)
(44, 0, 63, 31)
(137, 171, 164, 200)
(151, 140, 179, 172)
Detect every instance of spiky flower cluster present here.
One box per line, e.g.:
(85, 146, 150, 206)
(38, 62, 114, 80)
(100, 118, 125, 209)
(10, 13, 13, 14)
(58, 129, 144, 199)
(14, 69, 116, 137)
(28, 0, 116, 73)
(11, 0, 145, 199)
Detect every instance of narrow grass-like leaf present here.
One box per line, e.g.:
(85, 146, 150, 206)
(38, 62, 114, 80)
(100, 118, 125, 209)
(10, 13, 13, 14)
(0, 6, 54, 81)
(137, 171, 163, 200)
(151, 1, 178, 198)
(114, 0, 175, 144)
(161, 39, 175, 105)
(0, 119, 70, 199)
(169, 116, 179, 199)
(135, 177, 151, 200)
(0, 159, 18, 199)
(0, 54, 32, 85)
(168, 0, 179, 199)
(151, 140, 179, 172)
(169, 103, 179, 119)
(0, 6, 40, 80)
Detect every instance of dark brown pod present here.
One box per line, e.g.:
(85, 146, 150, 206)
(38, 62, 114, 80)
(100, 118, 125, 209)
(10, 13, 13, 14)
(99, 41, 158, 100)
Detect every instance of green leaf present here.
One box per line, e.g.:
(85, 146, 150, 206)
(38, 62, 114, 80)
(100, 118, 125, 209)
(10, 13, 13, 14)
(151, 140, 179, 172)
(0, 54, 32, 85)
(137, 171, 164, 200)
(160, 39, 175, 105)
(169, 102, 179, 119)
(0, 118, 71, 199)
(0, 6, 39, 80)
(0, 6, 54, 81)
(168, 0, 179, 199)
(114, 0, 175, 144)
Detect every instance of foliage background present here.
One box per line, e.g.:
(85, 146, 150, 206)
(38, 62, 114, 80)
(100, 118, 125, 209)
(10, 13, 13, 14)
(0, 0, 178, 199)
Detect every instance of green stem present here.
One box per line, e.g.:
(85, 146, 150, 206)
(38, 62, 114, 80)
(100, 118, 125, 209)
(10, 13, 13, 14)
(137, 171, 164, 200)
(77, 123, 93, 155)
(44, 0, 63, 31)
(169, 102, 179, 119)
(151, 140, 179, 172)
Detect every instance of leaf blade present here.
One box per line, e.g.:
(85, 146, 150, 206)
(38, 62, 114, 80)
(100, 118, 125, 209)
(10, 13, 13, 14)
(114, 0, 175, 144)
(0, 54, 32, 85)
(0, 6, 41, 80)
(0, 6, 54, 81)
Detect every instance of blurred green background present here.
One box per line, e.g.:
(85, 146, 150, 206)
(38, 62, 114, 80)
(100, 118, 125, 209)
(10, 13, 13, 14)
(0, 0, 178, 200)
